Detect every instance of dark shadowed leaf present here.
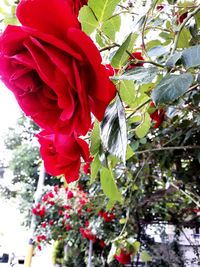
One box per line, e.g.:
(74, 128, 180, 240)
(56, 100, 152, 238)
(100, 95, 127, 164)
(152, 73, 193, 105)
(182, 45, 200, 69)
(113, 67, 158, 84)
(166, 51, 182, 67)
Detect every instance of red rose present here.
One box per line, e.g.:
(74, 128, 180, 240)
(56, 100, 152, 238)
(58, 210, 63, 216)
(36, 130, 90, 183)
(149, 102, 165, 129)
(65, 224, 72, 231)
(126, 52, 144, 70)
(41, 222, 47, 228)
(115, 249, 131, 265)
(67, 190, 74, 199)
(0, 0, 116, 136)
(49, 220, 54, 226)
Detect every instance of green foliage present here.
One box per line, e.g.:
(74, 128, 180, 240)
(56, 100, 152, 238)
(152, 73, 193, 105)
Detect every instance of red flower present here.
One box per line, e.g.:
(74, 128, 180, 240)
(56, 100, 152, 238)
(98, 210, 115, 222)
(32, 203, 46, 217)
(36, 131, 90, 183)
(115, 249, 131, 265)
(149, 102, 165, 129)
(49, 220, 54, 226)
(58, 210, 63, 216)
(126, 52, 144, 70)
(79, 227, 96, 242)
(37, 235, 46, 242)
(65, 224, 72, 231)
(41, 222, 47, 228)
(99, 240, 106, 248)
(67, 190, 74, 199)
(103, 212, 115, 222)
(0, 0, 116, 136)
(84, 220, 89, 227)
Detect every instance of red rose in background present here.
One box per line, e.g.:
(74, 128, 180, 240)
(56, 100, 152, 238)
(115, 249, 131, 265)
(36, 130, 90, 183)
(149, 102, 165, 129)
(0, 0, 116, 136)
(126, 52, 144, 70)
(68, 0, 88, 17)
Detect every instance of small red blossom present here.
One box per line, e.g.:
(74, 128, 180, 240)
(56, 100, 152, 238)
(64, 204, 72, 210)
(64, 213, 70, 219)
(149, 102, 165, 129)
(79, 227, 96, 242)
(37, 245, 42, 251)
(41, 222, 47, 228)
(65, 224, 72, 231)
(98, 210, 115, 222)
(37, 235, 46, 243)
(84, 220, 90, 227)
(58, 210, 63, 216)
(115, 249, 131, 265)
(67, 190, 74, 199)
(99, 240, 106, 248)
(53, 185, 59, 194)
(126, 52, 144, 70)
(87, 208, 92, 213)
(49, 220, 54, 226)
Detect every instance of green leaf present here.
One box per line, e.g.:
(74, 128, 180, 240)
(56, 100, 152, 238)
(166, 51, 182, 67)
(152, 73, 193, 105)
(141, 251, 152, 262)
(79, 6, 98, 35)
(146, 40, 162, 51)
(88, 0, 120, 22)
(96, 33, 105, 47)
(90, 154, 101, 184)
(100, 167, 122, 202)
(102, 15, 121, 41)
(114, 67, 158, 84)
(126, 145, 134, 160)
(182, 45, 200, 69)
(177, 28, 191, 48)
(147, 45, 168, 57)
(135, 113, 151, 138)
(111, 33, 138, 68)
(106, 199, 115, 211)
(118, 80, 136, 106)
(100, 95, 127, 164)
(90, 120, 101, 155)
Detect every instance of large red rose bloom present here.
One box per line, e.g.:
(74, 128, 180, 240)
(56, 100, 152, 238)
(68, 0, 88, 17)
(36, 130, 90, 183)
(0, 0, 116, 135)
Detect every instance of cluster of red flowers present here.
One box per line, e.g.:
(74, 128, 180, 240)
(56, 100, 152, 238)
(98, 210, 115, 222)
(0, 0, 116, 183)
(32, 203, 46, 217)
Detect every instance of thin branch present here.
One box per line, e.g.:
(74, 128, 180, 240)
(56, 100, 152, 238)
(135, 145, 200, 155)
(99, 44, 119, 52)
(171, 4, 200, 55)
(127, 99, 151, 119)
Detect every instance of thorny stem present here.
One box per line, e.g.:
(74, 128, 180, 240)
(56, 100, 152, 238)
(171, 4, 200, 55)
(99, 44, 120, 52)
